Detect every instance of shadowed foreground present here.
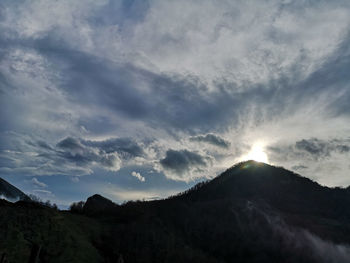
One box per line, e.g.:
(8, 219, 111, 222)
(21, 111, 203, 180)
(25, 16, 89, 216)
(1, 161, 350, 262)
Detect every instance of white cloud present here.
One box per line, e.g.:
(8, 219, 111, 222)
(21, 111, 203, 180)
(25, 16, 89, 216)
(70, 177, 80, 183)
(1, 0, 350, 186)
(103, 185, 182, 203)
(131, 171, 145, 182)
(33, 189, 52, 194)
(31, 177, 47, 188)
(3, 0, 349, 86)
(116, 0, 350, 86)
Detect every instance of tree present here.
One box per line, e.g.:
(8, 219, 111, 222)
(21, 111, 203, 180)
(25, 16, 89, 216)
(69, 201, 85, 213)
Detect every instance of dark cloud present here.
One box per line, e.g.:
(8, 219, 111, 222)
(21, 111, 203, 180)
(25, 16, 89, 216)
(2, 24, 350, 137)
(160, 149, 209, 176)
(55, 137, 147, 172)
(82, 138, 144, 158)
(24, 139, 53, 151)
(0, 136, 145, 176)
(4, 38, 283, 134)
(295, 139, 330, 159)
(36, 140, 53, 150)
(56, 137, 100, 167)
(57, 137, 84, 152)
(295, 138, 350, 160)
(335, 144, 350, 153)
(57, 52, 236, 133)
(33, 32, 350, 137)
(190, 134, 230, 148)
(268, 138, 350, 174)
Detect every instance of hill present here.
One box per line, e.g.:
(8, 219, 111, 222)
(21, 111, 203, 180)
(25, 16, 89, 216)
(0, 177, 29, 201)
(1, 161, 350, 262)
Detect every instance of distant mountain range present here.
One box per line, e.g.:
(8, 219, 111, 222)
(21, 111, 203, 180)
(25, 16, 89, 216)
(1, 161, 350, 263)
(0, 177, 28, 201)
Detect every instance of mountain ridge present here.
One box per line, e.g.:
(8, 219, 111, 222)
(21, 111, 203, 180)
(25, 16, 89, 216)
(0, 177, 29, 201)
(1, 161, 350, 263)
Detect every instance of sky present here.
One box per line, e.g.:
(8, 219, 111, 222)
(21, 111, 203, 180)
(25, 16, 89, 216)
(1, 0, 350, 208)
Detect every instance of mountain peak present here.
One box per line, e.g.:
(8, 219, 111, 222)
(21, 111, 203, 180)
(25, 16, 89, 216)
(177, 161, 327, 212)
(231, 159, 272, 169)
(83, 194, 118, 214)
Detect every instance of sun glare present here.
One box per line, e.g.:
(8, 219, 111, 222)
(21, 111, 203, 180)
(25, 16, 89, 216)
(244, 144, 269, 163)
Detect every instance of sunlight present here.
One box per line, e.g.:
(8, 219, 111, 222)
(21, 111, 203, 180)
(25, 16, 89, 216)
(244, 144, 269, 163)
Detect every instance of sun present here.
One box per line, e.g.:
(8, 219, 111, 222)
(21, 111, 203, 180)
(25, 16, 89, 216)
(244, 144, 269, 163)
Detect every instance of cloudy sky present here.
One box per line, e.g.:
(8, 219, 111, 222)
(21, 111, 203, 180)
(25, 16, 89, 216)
(1, 0, 350, 207)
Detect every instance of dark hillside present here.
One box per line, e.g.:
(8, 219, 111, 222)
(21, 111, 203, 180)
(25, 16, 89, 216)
(2, 161, 350, 262)
(0, 199, 102, 262)
(177, 161, 350, 217)
(0, 177, 29, 201)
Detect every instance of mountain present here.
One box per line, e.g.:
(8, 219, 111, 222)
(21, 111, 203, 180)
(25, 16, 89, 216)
(83, 194, 119, 214)
(178, 160, 350, 217)
(1, 161, 350, 263)
(0, 177, 28, 201)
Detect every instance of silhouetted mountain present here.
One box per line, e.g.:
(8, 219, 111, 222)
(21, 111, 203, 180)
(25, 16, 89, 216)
(1, 161, 350, 263)
(178, 160, 350, 218)
(0, 177, 28, 201)
(83, 194, 119, 214)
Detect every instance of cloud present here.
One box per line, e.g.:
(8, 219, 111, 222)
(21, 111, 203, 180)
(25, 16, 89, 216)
(2, 0, 349, 135)
(70, 177, 80, 183)
(32, 189, 54, 199)
(56, 137, 122, 172)
(159, 149, 212, 181)
(82, 138, 144, 158)
(190, 134, 230, 148)
(267, 137, 350, 164)
(31, 177, 47, 188)
(131, 171, 145, 182)
(0, 0, 350, 188)
(266, 137, 350, 186)
(295, 139, 331, 159)
(103, 185, 183, 203)
(56, 136, 148, 172)
(57, 137, 84, 152)
(0, 134, 148, 177)
(295, 138, 350, 160)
